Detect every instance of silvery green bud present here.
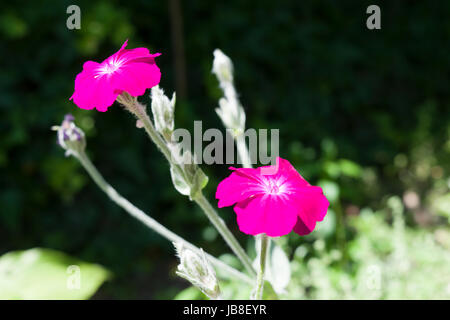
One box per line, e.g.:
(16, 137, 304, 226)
(212, 49, 246, 133)
(216, 97, 246, 135)
(189, 168, 209, 200)
(174, 242, 221, 300)
(167, 143, 208, 200)
(212, 49, 234, 84)
(151, 86, 176, 140)
(170, 164, 190, 197)
(52, 114, 86, 157)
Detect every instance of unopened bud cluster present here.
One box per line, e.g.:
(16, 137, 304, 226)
(151, 86, 176, 141)
(150, 88, 208, 200)
(174, 242, 221, 300)
(52, 114, 86, 157)
(212, 49, 246, 136)
(167, 144, 208, 200)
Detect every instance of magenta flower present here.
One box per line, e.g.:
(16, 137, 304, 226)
(216, 157, 329, 237)
(70, 40, 161, 112)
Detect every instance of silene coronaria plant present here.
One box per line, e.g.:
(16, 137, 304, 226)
(54, 40, 329, 300)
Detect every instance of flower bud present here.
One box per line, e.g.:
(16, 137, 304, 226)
(212, 49, 234, 84)
(151, 86, 176, 140)
(216, 97, 246, 135)
(167, 144, 208, 200)
(174, 242, 221, 300)
(52, 114, 86, 157)
(212, 49, 246, 133)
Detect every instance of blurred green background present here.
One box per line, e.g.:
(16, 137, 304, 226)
(0, 0, 449, 299)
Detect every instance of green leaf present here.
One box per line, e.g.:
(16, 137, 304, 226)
(174, 286, 206, 300)
(323, 161, 341, 178)
(170, 165, 190, 196)
(0, 248, 111, 299)
(339, 159, 362, 178)
(262, 281, 279, 300)
(189, 168, 209, 200)
(253, 240, 291, 295)
(266, 243, 291, 294)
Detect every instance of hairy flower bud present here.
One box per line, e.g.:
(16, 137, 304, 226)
(52, 114, 86, 157)
(212, 49, 234, 84)
(212, 49, 246, 133)
(216, 97, 245, 135)
(151, 86, 176, 140)
(167, 143, 208, 200)
(174, 242, 221, 300)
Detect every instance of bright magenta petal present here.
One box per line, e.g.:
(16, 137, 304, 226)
(234, 195, 298, 237)
(271, 157, 310, 188)
(216, 169, 265, 208)
(70, 40, 161, 111)
(113, 60, 161, 97)
(291, 186, 329, 235)
(117, 46, 161, 61)
(215, 157, 330, 238)
(293, 217, 314, 235)
(70, 61, 119, 111)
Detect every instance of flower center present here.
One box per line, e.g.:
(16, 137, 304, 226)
(265, 179, 282, 195)
(96, 57, 124, 77)
(104, 62, 120, 73)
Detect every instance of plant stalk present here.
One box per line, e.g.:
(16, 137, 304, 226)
(75, 150, 252, 284)
(235, 134, 252, 169)
(195, 193, 255, 277)
(121, 96, 256, 277)
(255, 234, 269, 300)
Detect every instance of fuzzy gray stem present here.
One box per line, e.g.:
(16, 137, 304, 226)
(255, 234, 269, 299)
(75, 150, 252, 284)
(121, 95, 256, 278)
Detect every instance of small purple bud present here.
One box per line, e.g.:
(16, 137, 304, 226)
(64, 114, 75, 122)
(73, 130, 82, 141)
(63, 132, 70, 141)
(52, 114, 86, 157)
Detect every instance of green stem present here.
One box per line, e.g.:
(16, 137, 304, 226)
(255, 234, 269, 300)
(235, 134, 252, 169)
(123, 96, 256, 277)
(75, 150, 252, 284)
(214, 69, 280, 300)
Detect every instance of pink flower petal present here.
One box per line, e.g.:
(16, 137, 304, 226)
(215, 157, 330, 238)
(118, 39, 129, 51)
(293, 216, 314, 235)
(272, 157, 310, 187)
(117, 47, 161, 61)
(216, 168, 265, 208)
(70, 61, 119, 111)
(113, 60, 161, 97)
(291, 186, 329, 235)
(234, 194, 298, 237)
(70, 40, 161, 111)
